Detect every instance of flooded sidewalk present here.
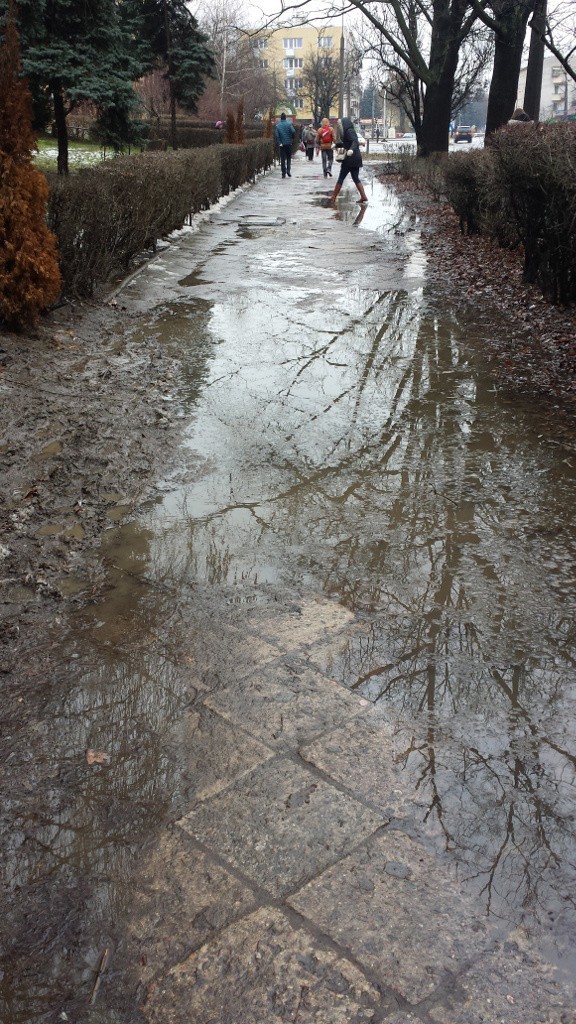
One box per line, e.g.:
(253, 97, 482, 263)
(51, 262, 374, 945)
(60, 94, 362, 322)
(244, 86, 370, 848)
(4, 153, 576, 1023)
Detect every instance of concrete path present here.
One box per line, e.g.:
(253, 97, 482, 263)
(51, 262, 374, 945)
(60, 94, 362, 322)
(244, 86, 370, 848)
(116, 154, 575, 1024)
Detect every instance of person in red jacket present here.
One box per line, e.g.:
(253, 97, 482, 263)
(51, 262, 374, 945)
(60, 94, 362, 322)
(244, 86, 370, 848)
(316, 118, 336, 177)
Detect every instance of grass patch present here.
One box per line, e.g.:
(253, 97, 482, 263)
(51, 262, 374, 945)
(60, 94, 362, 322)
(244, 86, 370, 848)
(35, 137, 108, 172)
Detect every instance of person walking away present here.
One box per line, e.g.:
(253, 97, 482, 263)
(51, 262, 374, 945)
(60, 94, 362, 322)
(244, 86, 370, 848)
(316, 118, 335, 177)
(275, 113, 296, 178)
(329, 117, 368, 204)
(302, 123, 316, 160)
(375, 126, 380, 143)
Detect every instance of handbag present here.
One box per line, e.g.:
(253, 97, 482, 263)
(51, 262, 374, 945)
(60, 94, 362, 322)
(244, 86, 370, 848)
(335, 148, 345, 162)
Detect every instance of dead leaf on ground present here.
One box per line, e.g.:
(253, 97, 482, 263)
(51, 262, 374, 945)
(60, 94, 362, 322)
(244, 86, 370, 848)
(86, 749, 111, 765)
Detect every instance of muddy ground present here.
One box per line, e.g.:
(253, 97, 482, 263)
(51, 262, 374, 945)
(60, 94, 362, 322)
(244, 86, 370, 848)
(1, 175, 575, 1021)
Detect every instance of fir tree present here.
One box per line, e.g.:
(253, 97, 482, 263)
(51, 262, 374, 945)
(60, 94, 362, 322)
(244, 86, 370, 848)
(0, 0, 61, 329)
(9, 0, 146, 173)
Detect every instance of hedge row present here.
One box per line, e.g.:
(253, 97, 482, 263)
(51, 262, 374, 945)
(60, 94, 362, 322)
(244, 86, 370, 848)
(47, 139, 273, 298)
(442, 123, 576, 304)
(146, 124, 265, 149)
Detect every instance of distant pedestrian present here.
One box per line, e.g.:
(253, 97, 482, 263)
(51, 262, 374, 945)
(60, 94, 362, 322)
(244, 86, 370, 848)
(329, 117, 368, 205)
(316, 118, 336, 177)
(275, 113, 296, 178)
(302, 123, 316, 161)
(375, 126, 380, 143)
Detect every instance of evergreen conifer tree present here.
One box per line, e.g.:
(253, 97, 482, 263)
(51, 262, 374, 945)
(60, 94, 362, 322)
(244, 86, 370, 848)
(0, 1, 61, 329)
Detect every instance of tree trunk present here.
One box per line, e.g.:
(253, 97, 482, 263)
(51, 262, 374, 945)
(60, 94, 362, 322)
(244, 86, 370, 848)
(419, 48, 460, 155)
(523, 0, 546, 120)
(52, 85, 68, 175)
(418, 0, 465, 155)
(485, 2, 534, 137)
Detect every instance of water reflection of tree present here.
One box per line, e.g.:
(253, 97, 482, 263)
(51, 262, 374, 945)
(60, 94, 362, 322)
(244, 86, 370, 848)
(248, 294, 576, 949)
(122, 284, 576, 952)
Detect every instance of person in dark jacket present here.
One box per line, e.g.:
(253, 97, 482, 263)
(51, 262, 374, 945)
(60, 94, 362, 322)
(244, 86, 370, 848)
(329, 117, 368, 204)
(302, 123, 316, 160)
(274, 113, 296, 178)
(508, 108, 532, 124)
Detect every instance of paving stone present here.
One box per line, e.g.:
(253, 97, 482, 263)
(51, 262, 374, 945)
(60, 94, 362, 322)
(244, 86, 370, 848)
(305, 619, 413, 698)
(379, 1016, 427, 1023)
(204, 663, 368, 751)
(427, 941, 576, 1024)
(257, 595, 355, 649)
(288, 831, 489, 1003)
(300, 717, 428, 817)
(143, 906, 382, 1024)
(122, 830, 257, 985)
(305, 623, 374, 686)
(179, 757, 385, 897)
(183, 623, 282, 689)
(177, 705, 274, 802)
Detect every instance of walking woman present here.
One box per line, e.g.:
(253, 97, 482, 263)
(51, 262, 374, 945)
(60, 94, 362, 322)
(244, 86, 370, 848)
(329, 117, 368, 205)
(316, 118, 335, 177)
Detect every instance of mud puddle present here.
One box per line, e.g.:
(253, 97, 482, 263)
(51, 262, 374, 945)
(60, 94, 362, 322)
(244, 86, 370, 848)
(2, 170, 575, 1023)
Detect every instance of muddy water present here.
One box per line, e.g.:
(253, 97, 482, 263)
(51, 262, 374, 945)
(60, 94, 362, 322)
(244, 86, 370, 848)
(3, 171, 576, 1022)
(125, 178, 576, 964)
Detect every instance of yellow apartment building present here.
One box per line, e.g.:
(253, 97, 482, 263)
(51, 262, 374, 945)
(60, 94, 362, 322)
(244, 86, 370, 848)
(253, 24, 360, 123)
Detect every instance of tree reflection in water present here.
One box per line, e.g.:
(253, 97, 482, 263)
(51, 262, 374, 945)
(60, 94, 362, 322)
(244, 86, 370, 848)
(139, 285, 576, 958)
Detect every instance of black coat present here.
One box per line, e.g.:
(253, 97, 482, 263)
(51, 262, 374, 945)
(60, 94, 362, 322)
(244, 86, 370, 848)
(340, 119, 362, 170)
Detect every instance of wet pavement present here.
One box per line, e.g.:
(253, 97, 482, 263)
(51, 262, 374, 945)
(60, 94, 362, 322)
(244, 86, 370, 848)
(3, 153, 576, 1023)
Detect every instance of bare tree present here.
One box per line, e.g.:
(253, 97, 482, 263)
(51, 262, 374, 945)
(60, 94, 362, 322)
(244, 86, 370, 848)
(194, 0, 276, 118)
(529, 0, 576, 89)
(353, 0, 490, 141)
(299, 45, 340, 122)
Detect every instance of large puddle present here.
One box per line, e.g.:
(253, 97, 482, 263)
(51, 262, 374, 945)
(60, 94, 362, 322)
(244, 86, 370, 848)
(3, 172, 576, 1022)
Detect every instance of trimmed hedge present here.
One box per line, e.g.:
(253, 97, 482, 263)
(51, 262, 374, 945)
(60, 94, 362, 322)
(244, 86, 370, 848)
(442, 123, 576, 304)
(146, 124, 265, 150)
(47, 139, 273, 298)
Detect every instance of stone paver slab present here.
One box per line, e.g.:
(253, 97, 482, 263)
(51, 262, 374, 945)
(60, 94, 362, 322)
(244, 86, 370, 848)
(301, 717, 427, 818)
(428, 942, 576, 1024)
(258, 596, 355, 649)
(178, 706, 274, 802)
(143, 906, 382, 1024)
(205, 663, 369, 751)
(123, 830, 257, 985)
(179, 757, 385, 897)
(288, 831, 489, 1003)
(183, 623, 282, 689)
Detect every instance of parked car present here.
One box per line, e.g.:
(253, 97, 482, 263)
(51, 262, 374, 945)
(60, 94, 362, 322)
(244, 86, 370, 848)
(454, 125, 473, 143)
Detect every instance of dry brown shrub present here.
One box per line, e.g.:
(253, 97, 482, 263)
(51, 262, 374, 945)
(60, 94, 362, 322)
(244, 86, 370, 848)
(0, 1, 61, 329)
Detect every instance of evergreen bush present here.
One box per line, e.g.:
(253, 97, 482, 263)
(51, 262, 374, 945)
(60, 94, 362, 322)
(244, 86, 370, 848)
(0, 2, 61, 328)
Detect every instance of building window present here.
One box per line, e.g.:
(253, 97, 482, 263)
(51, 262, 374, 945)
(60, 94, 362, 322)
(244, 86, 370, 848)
(284, 77, 304, 91)
(283, 37, 303, 48)
(260, 60, 268, 69)
(294, 97, 304, 108)
(318, 36, 333, 47)
(283, 57, 303, 69)
(255, 37, 268, 48)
